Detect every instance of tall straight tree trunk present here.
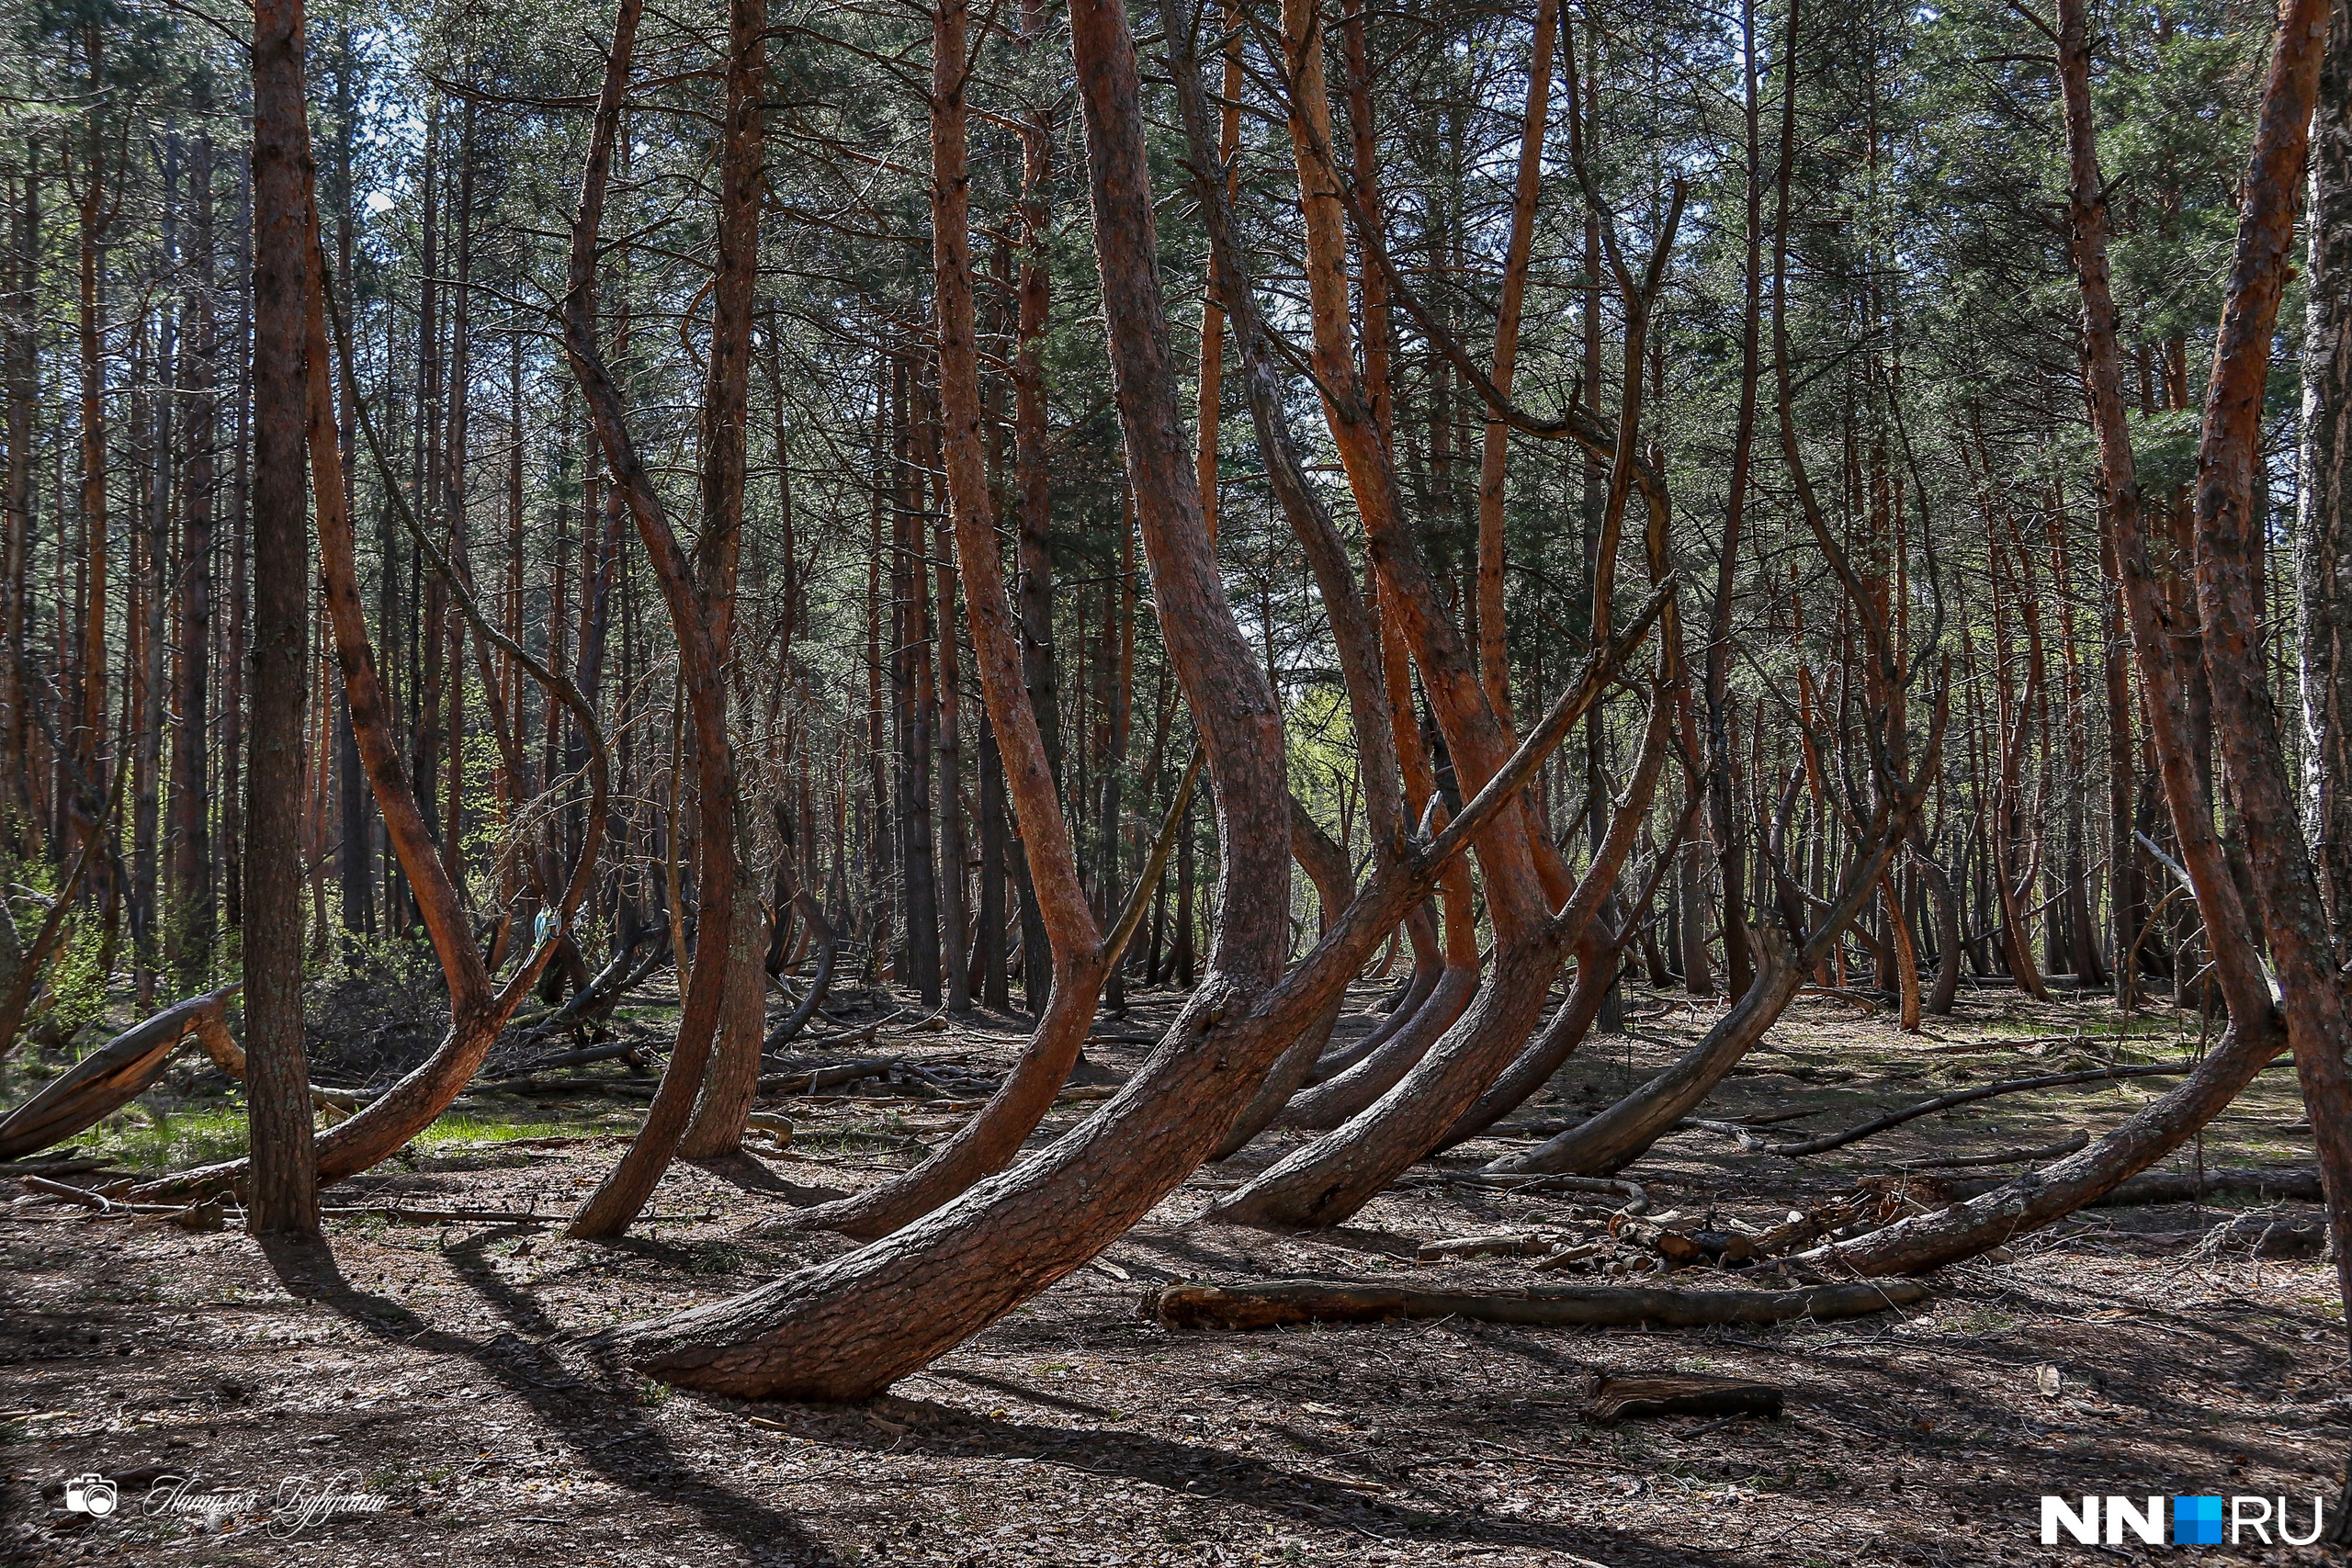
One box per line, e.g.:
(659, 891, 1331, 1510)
(413, 105, 444, 870)
(898, 368, 941, 1006)
(130, 136, 605, 1209)
(0, 143, 33, 855)
(1013, 28, 1060, 1015)
(73, 48, 108, 851)
(977, 709, 1008, 1008)
(936, 487, 972, 1013)
(1710, 0, 1765, 1005)
(332, 17, 367, 937)
(2301, 0, 2352, 957)
(223, 164, 248, 937)
(246, 0, 321, 1237)
(438, 109, 473, 900)
(1099, 514, 1135, 1011)
(172, 126, 213, 983)
(679, 0, 766, 1158)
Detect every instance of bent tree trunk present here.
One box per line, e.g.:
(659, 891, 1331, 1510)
(599, 637, 1578, 1395)
(1204, 622, 1671, 1230)
(1811, 0, 2318, 1278)
(589, 0, 1300, 1397)
(0, 986, 240, 1158)
(1496, 765, 1931, 1178)
(2179, 0, 2352, 1320)
(559, 0, 742, 1239)
(1280, 941, 1478, 1130)
(1160, 6, 1412, 1162)
(1317, 902, 1439, 1086)
(1205, 799, 1354, 1156)
(1437, 922, 1617, 1148)
(136, 147, 603, 1205)
(1439, 782, 1707, 1147)
(1913, 834, 1962, 1016)
(1307, 902, 1439, 1081)
(770, 0, 1115, 1239)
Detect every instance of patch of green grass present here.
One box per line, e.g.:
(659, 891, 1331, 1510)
(81, 1105, 251, 1172)
(686, 1241, 745, 1276)
(77, 1100, 627, 1175)
(413, 1112, 603, 1149)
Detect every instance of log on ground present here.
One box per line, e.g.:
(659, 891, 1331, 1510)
(1141, 1276, 1928, 1332)
(1586, 1371, 1785, 1423)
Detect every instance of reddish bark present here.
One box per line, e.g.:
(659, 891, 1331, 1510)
(245, 0, 320, 1236)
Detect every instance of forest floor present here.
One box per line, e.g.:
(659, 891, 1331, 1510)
(4, 975, 2347, 1567)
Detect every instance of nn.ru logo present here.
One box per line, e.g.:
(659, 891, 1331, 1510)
(2040, 1494, 2325, 1546)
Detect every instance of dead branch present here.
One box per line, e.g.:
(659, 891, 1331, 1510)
(1758, 1060, 2290, 1157)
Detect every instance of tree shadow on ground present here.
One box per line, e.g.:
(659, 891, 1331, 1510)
(258, 1233, 832, 1566)
(739, 1385, 1781, 1567)
(690, 1148, 843, 1202)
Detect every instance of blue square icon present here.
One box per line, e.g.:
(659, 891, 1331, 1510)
(2175, 1495, 2225, 1545)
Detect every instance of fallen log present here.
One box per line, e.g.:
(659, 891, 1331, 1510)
(1140, 1276, 1929, 1332)
(476, 1074, 662, 1098)
(0, 987, 242, 1159)
(492, 1040, 656, 1079)
(1586, 1371, 1783, 1424)
(1400, 1171, 1652, 1213)
(756, 1056, 904, 1095)
(1758, 1059, 2292, 1157)
(1415, 1231, 1562, 1261)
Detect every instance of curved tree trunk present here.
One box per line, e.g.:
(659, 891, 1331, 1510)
(762, 872, 835, 1054)
(767, 0, 1114, 1239)
(1913, 834, 1962, 1016)
(559, 0, 741, 1238)
(1202, 800, 1356, 1156)
(1193, 0, 1679, 1235)
(1307, 902, 1439, 1082)
(2177, 0, 2352, 1320)
(601, 688, 1583, 1396)
(592, 0, 1298, 1395)
(1278, 946, 1478, 1130)
(1436, 922, 1617, 1149)
(1440, 775, 1712, 1147)
(1204, 637, 1670, 1230)
(1490, 926, 1804, 1177)
(1810, 0, 2316, 1279)
(0, 985, 240, 1159)
(681, 860, 765, 1158)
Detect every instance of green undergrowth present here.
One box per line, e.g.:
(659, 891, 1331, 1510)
(64, 1097, 635, 1172)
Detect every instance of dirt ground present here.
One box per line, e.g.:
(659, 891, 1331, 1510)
(6, 979, 2348, 1566)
